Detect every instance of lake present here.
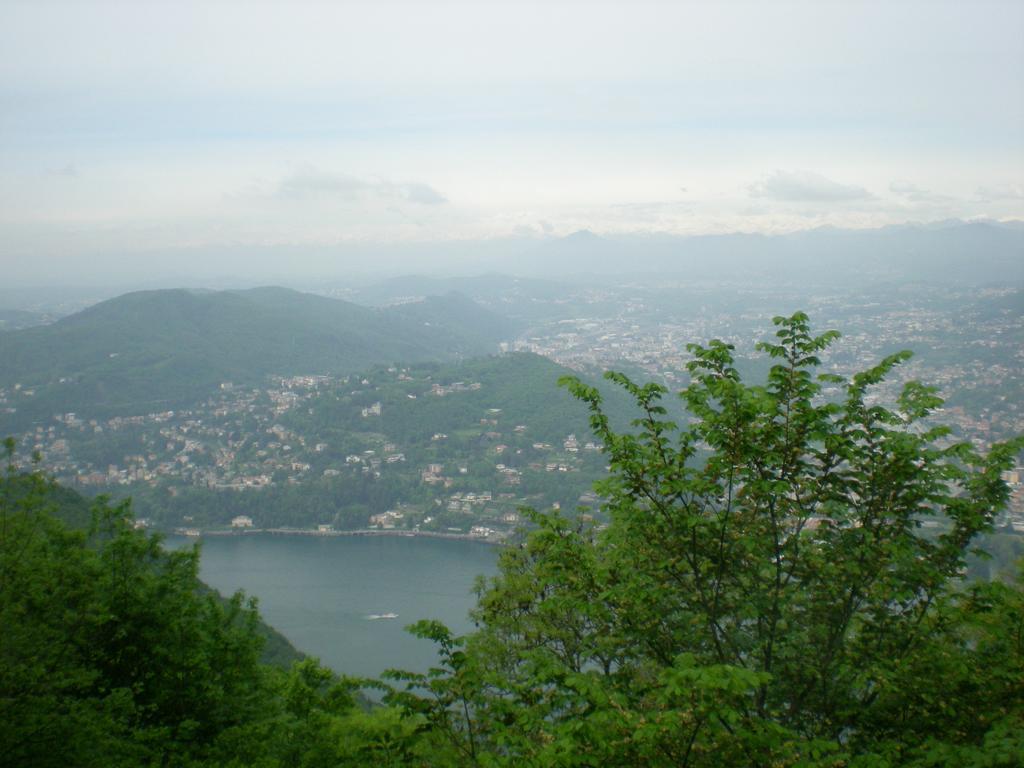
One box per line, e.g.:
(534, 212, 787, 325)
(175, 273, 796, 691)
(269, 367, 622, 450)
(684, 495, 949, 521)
(172, 534, 499, 680)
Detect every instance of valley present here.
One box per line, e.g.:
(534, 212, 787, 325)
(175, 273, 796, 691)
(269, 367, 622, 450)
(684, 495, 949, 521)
(3, 260, 1023, 539)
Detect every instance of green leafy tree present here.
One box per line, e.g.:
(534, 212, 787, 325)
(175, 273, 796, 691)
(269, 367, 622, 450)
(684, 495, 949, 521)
(387, 313, 1024, 766)
(1, 439, 438, 767)
(0, 441, 134, 767)
(1, 439, 272, 766)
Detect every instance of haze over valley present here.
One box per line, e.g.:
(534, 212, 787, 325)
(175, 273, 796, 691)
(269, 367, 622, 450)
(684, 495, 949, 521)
(3, 228, 1022, 544)
(3, 2, 1024, 765)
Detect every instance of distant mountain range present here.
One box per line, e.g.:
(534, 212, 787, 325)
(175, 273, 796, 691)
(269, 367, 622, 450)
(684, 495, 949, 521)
(0, 287, 514, 429)
(5, 220, 1020, 293)
(350, 273, 568, 307)
(514, 220, 1024, 284)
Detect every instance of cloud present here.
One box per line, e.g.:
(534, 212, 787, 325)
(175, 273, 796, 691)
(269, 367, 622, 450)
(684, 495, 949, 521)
(399, 182, 447, 205)
(749, 170, 874, 202)
(277, 167, 369, 200)
(889, 181, 953, 204)
(275, 166, 447, 205)
(976, 183, 1024, 201)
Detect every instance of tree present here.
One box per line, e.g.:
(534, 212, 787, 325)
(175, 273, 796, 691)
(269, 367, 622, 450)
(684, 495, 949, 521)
(0, 439, 433, 767)
(0, 439, 269, 767)
(388, 313, 1024, 766)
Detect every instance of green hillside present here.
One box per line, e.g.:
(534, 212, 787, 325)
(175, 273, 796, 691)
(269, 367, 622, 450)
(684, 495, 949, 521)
(384, 291, 523, 352)
(0, 467, 305, 669)
(0, 287, 514, 430)
(285, 352, 640, 447)
(84, 352, 649, 532)
(0, 308, 50, 331)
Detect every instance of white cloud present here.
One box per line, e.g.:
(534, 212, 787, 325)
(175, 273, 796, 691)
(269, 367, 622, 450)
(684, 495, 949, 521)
(889, 180, 953, 204)
(976, 183, 1024, 201)
(400, 182, 447, 205)
(277, 168, 369, 201)
(749, 170, 875, 203)
(274, 167, 447, 206)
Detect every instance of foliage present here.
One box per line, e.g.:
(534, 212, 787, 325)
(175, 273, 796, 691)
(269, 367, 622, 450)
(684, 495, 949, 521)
(0, 287, 511, 431)
(384, 312, 1024, 766)
(104, 353, 636, 530)
(0, 438, 425, 767)
(1, 439, 269, 765)
(4, 312, 1022, 766)
(279, 353, 642, 466)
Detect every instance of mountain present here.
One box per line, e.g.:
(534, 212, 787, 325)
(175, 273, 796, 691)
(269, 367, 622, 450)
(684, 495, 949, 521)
(12, 220, 1019, 288)
(507, 221, 1024, 283)
(384, 291, 521, 352)
(350, 273, 567, 309)
(348, 274, 574, 327)
(96, 352, 650, 532)
(0, 286, 514, 430)
(284, 351, 643, 451)
(0, 308, 53, 331)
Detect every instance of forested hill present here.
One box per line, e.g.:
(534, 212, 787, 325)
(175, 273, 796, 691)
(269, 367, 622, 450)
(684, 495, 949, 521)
(87, 352, 649, 532)
(0, 469, 305, 670)
(283, 352, 643, 449)
(0, 286, 514, 429)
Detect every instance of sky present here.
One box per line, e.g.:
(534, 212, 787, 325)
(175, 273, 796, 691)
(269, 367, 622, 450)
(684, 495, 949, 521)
(1, 0, 1023, 273)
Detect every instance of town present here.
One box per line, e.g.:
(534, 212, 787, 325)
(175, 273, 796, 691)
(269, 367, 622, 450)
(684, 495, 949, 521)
(4, 280, 1022, 537)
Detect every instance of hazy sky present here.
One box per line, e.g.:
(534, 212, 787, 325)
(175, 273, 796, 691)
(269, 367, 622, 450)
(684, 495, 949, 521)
(2, 0, 1023, 265)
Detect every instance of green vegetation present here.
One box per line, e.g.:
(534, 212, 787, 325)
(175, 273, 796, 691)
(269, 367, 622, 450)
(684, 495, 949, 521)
(94, 353, 643, 532)
(0, 287, 513, 431)
(3, 449, 263, 766)
(966, 530, 1024, 582)
(0, 308, 49, 331)
(0, 443, 407, 768)
(284, 352, 632, 447)
(3, 314, 1022, 766)
(378, 313, 1024, 766)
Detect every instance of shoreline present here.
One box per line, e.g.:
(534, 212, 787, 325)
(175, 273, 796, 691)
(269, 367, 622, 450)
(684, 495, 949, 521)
(171, 526, 508, 546)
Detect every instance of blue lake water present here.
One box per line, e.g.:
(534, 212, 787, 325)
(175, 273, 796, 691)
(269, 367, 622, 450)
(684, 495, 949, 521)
(171, 534, 499, 680)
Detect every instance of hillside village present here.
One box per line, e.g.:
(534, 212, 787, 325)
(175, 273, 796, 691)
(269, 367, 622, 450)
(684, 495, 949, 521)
(6, 356, 611, 540)
(3, 282, 1022, 537)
